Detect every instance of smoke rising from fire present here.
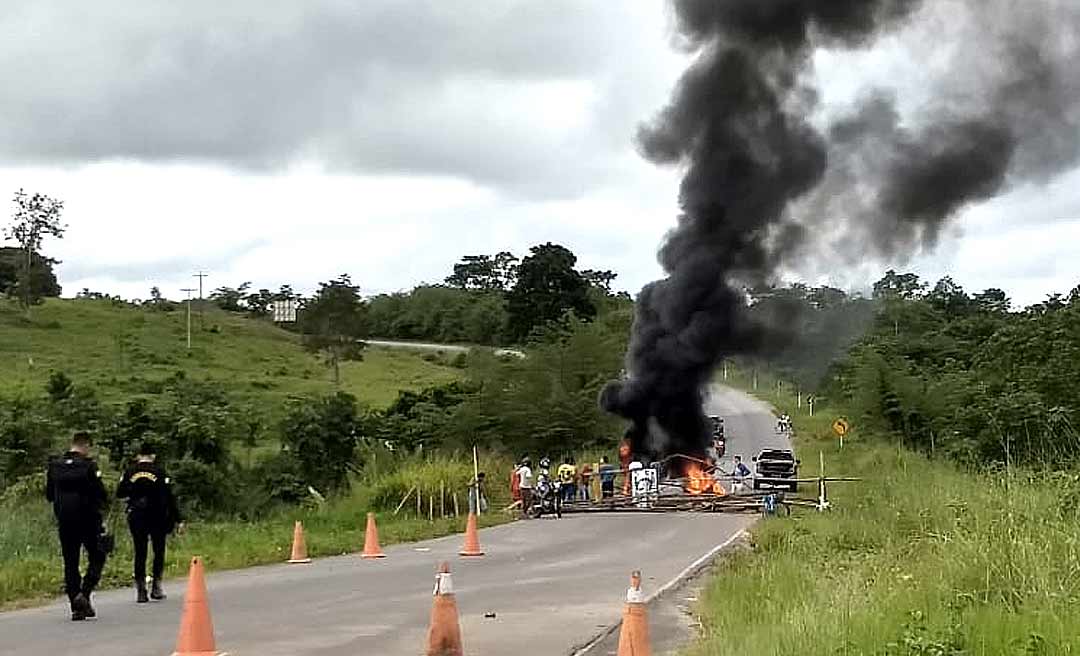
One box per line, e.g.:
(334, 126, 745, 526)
(601, 0, 1080, 461)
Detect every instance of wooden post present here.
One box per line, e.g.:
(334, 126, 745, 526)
(429, 495, 434, 522)
(453, 492, 459, 517)
(818, 451, 828, 512)
(417, 488, 422, 517)
(394, 486, 416, 516)
(440, 481, 445, 518)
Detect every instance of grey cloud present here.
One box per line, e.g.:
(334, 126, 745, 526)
(0, 1, 656, 197)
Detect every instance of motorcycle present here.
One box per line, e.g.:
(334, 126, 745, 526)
(530, 473, 563, 519)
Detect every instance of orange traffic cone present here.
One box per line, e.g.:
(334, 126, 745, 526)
(459, 512, 484, 557)
(287, 520, 311, 564)
(426, 562, 464, 656)
(616, 570, 651, 656)
(361, 512, 386, 559)
(171, 557, 221, 656)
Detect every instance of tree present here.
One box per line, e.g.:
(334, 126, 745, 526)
(445, 251, 519, 291)
(972, 288, 1010, 315)
(926, 276, 972, 318)
(279, 392, 359, 494)
(506, 243, 596, 341)
(0, 247, 60, 300)
(581, 269, 617, 294)
(872, 270, 927, 300)
(300, 275, 369, 384)
(4, 190, 66, 313)
(209, 282, 251, 312)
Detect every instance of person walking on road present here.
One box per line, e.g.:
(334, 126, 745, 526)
(117, 442, 181, 603)
(516, 457, 534, 516)
(45, 431, 109, 621)
(731, 455, 752, 493)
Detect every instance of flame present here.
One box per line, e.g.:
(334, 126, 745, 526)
(685, 462, 726, 496)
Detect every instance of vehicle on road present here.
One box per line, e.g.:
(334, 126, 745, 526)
(531, 472, 562, 519)
(753, 449, 799, 492)
(776, 414, 792, 433)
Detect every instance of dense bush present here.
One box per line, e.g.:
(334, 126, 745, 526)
(755, 273, 1080, 470)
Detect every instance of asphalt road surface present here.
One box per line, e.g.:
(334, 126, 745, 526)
(0, 386, 785, 656)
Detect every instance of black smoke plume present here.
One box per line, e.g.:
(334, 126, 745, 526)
(602, 0, 1080, 463)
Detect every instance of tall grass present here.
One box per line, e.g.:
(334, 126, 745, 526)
(687, 379, 1080, 654)
(0, 453, 512, 609)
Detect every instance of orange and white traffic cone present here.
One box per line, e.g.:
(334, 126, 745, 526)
(459, 512, 484, 557)
(361, 512, 386, 559)
(616, 570, 651, 656)
(426, 562, 464, 656)
(171, 557, 222, 656)
(287, 520, 311, 564)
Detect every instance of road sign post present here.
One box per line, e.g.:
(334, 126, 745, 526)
(832, 418, 850, 448)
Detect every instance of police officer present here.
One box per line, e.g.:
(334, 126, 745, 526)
(45, 431, 108, 621)
(117, 442, 181, 603)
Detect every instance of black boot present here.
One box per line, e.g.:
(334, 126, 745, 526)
(150, 579, 166, 601)
(136, 580, 149, 603)
(82, 592, 96, 618)
(70, 593, 89, 621)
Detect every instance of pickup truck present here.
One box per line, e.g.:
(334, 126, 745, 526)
(752, 449, 799, 492)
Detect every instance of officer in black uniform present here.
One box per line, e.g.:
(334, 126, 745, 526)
(116, 442, 181, 603)
(45, 431, 108, 621)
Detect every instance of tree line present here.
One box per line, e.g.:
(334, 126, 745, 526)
(747, 271, 1080, 470)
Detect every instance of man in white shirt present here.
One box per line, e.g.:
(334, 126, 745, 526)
(516, 457, 534, 516)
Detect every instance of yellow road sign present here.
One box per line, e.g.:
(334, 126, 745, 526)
(832, 418, 850, 437)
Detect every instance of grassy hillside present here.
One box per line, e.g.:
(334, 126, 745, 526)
(687, 377, 1080, 654)
(0, 298, 461, 417)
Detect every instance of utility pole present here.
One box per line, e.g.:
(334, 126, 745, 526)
(181, 288, 196, 349)
(193, 271, 208, 329)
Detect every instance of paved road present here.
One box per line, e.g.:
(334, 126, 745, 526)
(366, 339, 526, 359)
(0, 386, 783, 656)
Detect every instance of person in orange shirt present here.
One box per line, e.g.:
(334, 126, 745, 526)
(578, 462, 592, 501)
(619, 439, 632, 495)
(510, 460, 521, 505)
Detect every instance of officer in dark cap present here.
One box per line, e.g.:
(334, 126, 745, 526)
(45, 431, 109, 621)
(117, 441, 181, 603)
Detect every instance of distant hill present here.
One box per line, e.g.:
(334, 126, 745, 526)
(0, 298, 461, 419)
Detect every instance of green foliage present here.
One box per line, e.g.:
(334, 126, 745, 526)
(44, 370, 72, 402)
(444, 252, 518, 291)
(280, 392, 360, 495)
(368, 285, 509, 345)
(0, 399, 56, 490)
(300, 274, 369, 384)
(0, 248, 60, 302)
(506, 242, 596, 342)
(3, 190, 65, 310)
(689, 390, 1080, 655)
(755, 272, 1080, 470)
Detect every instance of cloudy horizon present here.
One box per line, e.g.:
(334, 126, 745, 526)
(2, 1, 1078, 309)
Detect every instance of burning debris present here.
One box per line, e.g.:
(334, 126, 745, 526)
(602, 0, 1080, 463)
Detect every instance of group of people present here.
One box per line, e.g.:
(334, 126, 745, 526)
(510, 454, 619, 514)
(45, 432, 182, 621)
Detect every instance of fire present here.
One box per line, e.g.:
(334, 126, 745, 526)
(684, 461, 726, 496)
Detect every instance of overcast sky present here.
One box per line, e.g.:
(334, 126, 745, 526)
(1, 1, 1077, 308)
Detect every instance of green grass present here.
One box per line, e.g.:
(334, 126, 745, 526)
(0, 454, 513, 609)
(686, 378, 1080, 654)
(0, 298, 461, 417)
